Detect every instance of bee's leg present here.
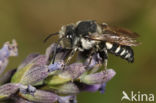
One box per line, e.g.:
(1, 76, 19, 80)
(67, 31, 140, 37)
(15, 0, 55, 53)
(103, 48, 108, 71)
(103, 58, 108, 71)
(65, 48, 77, 65)
(99, 48, 108, 71)
(86, 51, 94, 68)
(86, 55, 93, 69)
(51, 37, 65, 64)
(51, 45, 58, 64)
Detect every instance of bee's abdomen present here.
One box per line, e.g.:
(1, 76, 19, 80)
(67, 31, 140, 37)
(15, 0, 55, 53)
(105, 42, 134, 62)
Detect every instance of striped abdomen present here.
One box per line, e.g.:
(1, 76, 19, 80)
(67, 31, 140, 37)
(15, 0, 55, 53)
(105, 42, 134, 62)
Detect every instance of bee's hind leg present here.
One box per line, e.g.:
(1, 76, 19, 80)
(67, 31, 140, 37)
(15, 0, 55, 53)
(99, 48, 108, 71)
(103, 58, 108, 71)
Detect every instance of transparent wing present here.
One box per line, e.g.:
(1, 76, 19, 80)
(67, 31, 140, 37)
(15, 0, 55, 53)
(102, 24, 140, 39)
(86, 24, 140, 46)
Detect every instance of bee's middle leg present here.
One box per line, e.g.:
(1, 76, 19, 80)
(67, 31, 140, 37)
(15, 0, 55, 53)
(85, 49, 96, 68)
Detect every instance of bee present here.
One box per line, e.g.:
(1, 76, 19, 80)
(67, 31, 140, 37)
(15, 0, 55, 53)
(44, 20, 140, 69)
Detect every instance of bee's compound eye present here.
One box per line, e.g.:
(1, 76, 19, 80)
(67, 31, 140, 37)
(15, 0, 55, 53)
(70, 35, 72, 38)
(66, 35, 69, 38)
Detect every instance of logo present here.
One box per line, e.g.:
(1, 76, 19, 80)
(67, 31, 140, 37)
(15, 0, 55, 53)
(121, 91, 155, 102)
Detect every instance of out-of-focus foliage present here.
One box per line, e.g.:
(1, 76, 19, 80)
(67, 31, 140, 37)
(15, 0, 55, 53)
(0, 0, 156, 103)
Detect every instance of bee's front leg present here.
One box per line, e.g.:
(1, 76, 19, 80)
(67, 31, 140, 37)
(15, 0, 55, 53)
(65, 48, 78, 65)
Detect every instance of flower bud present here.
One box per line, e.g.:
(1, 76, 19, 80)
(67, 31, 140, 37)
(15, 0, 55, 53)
(11, 55, 48, 84)
(19, 90, 58, 103)
(79, 83, 106, 94)
(13, 97, 34, 103)
(78, 83, 101, 92)
(48, 60, 64, 72)
(80, 69, 116, 85)
(0, 69, 16, 85)
(19, 85, 36, 96)
(45, 63, 85, 85)
(58, 95, 77, 103)
(20, 66, 49, 85)
(0, 83, 19, 100)
(66, 63, 86, 79)
(99, 83, 106, 94)
(42, 83, 79, 95)
(7, 39, 18, 57)
(0, 39, 18, 76)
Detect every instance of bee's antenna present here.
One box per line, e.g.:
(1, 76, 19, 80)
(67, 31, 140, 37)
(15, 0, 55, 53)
(43, 32, 59, 43)
(51, 36, 65, 64)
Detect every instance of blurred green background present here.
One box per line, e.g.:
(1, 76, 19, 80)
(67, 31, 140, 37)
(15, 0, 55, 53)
(0, 0, 156, 103)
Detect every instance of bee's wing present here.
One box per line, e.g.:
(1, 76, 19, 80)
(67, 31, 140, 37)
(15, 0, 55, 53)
(102, 25, 140, 39)
(87, 33, 140, 46)
(85, 23, 140, 46)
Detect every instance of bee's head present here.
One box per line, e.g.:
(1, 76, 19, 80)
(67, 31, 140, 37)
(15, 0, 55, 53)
(59, 24, 76, 39)
(59, 24, 76, 48)
(76, 20, 97, 36)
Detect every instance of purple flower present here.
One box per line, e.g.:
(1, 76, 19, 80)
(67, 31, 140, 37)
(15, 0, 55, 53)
(0, 40, 18, 76)
(48, 61, 64, 72)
